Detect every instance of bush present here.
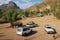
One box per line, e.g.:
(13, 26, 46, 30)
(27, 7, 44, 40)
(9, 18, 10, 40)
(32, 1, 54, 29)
(53, 11, 60, 19)
(0, 9, 19, 23)
(24, 11, 30, 17)
(0, 16, 8, 23)
(0, 11, 3, 18)
(42, 9, 50, 15)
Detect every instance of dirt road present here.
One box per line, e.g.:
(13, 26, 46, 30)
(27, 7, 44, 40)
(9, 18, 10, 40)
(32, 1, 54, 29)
(0, 15, 60, 40)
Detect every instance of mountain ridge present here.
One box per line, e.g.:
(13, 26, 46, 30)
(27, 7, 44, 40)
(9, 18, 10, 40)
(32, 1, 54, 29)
(0, 1, 21, 12)
(25, 0, 57, 11)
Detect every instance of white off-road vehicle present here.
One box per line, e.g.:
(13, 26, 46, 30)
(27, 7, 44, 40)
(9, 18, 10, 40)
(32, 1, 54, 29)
(16, 25, 32, 36)
(26, 21, 37, 28)
(44, 24, 55, 34)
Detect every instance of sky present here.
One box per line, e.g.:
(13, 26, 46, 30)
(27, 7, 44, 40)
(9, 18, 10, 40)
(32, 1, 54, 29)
(0, 0, 42, 9)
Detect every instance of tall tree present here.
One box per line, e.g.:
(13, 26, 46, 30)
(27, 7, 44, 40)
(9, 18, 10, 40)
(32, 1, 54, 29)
(5, 9, 18, 28)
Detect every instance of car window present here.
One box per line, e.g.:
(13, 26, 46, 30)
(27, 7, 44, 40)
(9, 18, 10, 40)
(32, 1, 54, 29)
(23, 28, 30, 31)
(18, 29, 22, 32)
(27, 23, 35, 25)
(46, 27, 51, 28)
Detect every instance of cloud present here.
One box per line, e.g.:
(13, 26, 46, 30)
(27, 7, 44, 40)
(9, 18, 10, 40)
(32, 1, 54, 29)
(16, 2, 34, 9)
(14, 0, 34, 9)
(21, 0, 31, 3)
(0, 0, 12, 5)
(14, 0, 42, 9)
(0, 0, 33, 9)
(0, 0, 42, 9)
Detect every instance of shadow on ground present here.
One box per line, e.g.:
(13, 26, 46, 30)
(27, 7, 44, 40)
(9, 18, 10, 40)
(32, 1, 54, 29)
(0, 35, 6, 37)
(24, 30, 37, 37)
(49, 28, 57, 34)
(0, 39, 13, 40)
(30, 24, 40, 28)
(0, 32, 4, 34)
(5, 27, 11, 29)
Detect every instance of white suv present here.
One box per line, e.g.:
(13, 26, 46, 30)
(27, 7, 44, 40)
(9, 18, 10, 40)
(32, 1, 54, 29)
(26, 21, 37, 28)
(16, 26, 32, 36)
(44, 24, 55, 34)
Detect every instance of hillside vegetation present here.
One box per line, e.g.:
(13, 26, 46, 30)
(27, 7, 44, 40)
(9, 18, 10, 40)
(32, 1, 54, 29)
(0, 1, 22, 23)
(0, 0, 60, 23)
(25, 0, 60, 19)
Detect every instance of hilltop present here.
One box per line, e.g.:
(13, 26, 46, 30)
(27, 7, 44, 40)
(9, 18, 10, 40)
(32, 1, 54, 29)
(0, 1, 21, 12)
(25, 0, 58, 12)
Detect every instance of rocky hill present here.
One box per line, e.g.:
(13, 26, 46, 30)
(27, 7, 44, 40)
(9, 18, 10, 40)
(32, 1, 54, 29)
(0, 1, 21, 12)
(0, 1, 22, 23)
(25, 0, 58, 12)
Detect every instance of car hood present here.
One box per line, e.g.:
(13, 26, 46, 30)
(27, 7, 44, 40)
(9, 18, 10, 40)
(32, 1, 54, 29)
(46, 29, 54, 32)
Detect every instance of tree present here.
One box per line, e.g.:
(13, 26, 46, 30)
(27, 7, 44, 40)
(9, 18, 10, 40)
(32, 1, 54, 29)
(53, 11, 60, 19)
(24, 11, 29, 17)
(18, 10, 24, 18)
(0, 10, 3, 18)
(4, 9, 18, 28)
(28, 11, 35, 17)
(0, 16, 7, 23)
(42, 9, 50, 15)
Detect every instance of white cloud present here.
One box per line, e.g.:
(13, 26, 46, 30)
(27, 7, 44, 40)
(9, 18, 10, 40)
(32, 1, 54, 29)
(15, 1, 34, 9)
(0, 0, 41, 9)
(18, 3, 34, 9)
(0, 0, 32, 9)
(21, 0, 31, 3)
(0, 0, 11, 5)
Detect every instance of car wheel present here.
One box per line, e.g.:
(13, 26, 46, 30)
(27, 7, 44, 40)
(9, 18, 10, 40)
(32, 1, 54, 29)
(25, 33, 27, 35)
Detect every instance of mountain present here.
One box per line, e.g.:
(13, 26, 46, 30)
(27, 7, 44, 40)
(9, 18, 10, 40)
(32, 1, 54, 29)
(0, 1, 21, 12)
(0, 1, 22, 23)
(25, 0, 58, 12)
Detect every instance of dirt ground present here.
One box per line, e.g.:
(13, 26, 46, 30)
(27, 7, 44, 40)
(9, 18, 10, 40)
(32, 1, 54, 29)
(0, 15, 60, 40)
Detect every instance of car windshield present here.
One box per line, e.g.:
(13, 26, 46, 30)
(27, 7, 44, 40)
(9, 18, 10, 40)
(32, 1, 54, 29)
(23, 28, 30, 31)
(18, 29, 22, 32)
(45, 24, 51, 28)
(46, 27, 51, 28)
(27, 22, 34, 25)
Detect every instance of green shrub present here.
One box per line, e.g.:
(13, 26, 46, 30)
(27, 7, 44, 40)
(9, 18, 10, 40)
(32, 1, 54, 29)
(42, 9, 50, 15)
(24, 11, 29, 17)
(0, 16, 7, 23)
(0, 11, 3, 18)
(53, 11, 60, 19)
